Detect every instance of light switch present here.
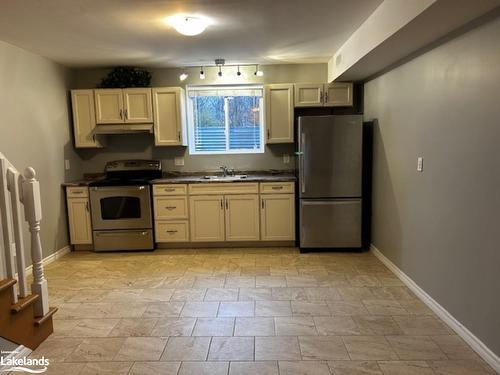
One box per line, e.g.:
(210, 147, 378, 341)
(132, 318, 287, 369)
(283, 154, 290, 164)
(174, 157, 185, 166)
(417, 157, 423, 172)
(64, 159, 70, 170)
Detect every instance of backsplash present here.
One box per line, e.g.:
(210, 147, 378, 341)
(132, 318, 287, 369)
(76, 133, 296, 174)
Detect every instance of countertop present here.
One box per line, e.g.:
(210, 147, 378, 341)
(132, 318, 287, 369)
(62, 171, 296, 187)
(151, 172, 296, 184)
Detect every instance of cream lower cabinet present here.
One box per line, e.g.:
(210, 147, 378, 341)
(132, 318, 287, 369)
(66, 188, 92, 245)
(225, 195, 260, 241)
(189, 195, 225, 242)
(260, 194, 295, 241)
(154, 184, 189, 242)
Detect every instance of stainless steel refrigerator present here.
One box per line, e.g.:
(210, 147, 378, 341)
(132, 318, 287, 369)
(297, 115, 363, 249)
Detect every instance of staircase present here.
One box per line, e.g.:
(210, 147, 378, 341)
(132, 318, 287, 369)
(0, 153, 56, 350)
(0, 279, 57, 350)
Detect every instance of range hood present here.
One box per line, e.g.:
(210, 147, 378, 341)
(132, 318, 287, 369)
(93, 124, 154, 135)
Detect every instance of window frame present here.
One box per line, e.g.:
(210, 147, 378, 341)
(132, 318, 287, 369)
(186, 84, 265, 155)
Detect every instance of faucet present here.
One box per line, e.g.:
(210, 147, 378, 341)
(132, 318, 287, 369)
(219, 165, 229, 177)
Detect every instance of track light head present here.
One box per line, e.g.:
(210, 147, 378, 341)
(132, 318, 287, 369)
(179, 71, 188, 81)
(254, 64, 264, 77)
(199, 67, 205, 80)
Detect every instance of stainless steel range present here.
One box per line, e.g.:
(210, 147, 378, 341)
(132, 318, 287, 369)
(89, 160, 162, 251)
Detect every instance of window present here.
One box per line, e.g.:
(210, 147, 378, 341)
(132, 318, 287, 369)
(187, 85, 264, 154)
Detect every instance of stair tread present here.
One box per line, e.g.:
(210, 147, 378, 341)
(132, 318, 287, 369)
(11, 294, 39, 313)
(0, 278, 17, 293)
(34, 307, 58, 326)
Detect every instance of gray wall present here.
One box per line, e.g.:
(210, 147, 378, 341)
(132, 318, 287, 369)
(0, 41, 81, 260)
(73, 64, 327, 173)
(364, 16, 500, 356)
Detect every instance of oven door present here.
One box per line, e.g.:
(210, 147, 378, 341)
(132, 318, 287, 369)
(89, 186, 152, 230)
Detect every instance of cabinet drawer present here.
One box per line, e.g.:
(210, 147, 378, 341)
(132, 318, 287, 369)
(153, 184, 187, 196)
(155, 221, 189, 242)
(154, 196, 188, 219)
(67, 187, 89, 198)
(260, 182, 295, 194)
(189, 183, 259, 195)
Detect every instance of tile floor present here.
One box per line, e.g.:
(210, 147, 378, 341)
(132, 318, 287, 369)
(30, 248, 495, 374)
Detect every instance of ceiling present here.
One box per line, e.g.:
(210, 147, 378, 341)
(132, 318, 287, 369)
(0, 0, 382, 68)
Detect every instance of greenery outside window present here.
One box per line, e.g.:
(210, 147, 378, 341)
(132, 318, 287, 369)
(187, 85, 264, 154)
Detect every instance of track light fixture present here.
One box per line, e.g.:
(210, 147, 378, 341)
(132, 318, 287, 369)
(177, 59, 265, 81)
(179, 70, 188, 81)
(254, 64, 264, 77)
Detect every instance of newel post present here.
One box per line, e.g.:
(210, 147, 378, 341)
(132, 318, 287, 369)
(22, 167, 49, 317)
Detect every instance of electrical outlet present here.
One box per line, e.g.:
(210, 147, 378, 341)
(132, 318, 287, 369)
(174, 157, 185, 166)
(417, 157, 423, 172)
(64, 159, 70, 170)
(283, 154, 290, 164)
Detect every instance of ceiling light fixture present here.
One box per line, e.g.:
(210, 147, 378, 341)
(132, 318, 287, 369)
(254, 64, 264, 77)
(199, 67, 205, 80)
(179, 70, 188, 81)
(166, 14, 209, 36)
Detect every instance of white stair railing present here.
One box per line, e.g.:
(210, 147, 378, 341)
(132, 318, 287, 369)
(0, 153, 49, 317)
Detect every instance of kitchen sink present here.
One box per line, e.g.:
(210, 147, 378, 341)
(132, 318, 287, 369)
(202, 174, 248, 181)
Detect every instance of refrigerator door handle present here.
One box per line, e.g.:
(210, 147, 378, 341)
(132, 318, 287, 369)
(300, 132, 306, 193)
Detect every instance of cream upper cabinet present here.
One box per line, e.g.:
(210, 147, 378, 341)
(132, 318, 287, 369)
(260, 194, 295, 241)
(189, 195, 225, 242)
(324, 82, 353, 107)
(153, 87, 187, 146)
(71, 90, 102, 148)
(294, 82, 353, 107)
(123, 88, 153, 123)
(294, 83, 324, 107)
(66, 193, 92, 245)
(94, 89, 124, 124)
(265, 84, 294, 144)
(225, 195, 260, 241)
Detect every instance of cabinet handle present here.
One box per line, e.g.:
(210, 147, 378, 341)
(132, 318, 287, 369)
(119, 109, 123, 119)
(320, 91, 324, 103)
(267, 129, 270, 139)
(166, 230, 178, 234)
(262, 199, 265, 209)
(271, 186, 283, 190)
(164, 188, 176, 192)
(225, 199, 229, 209)
(72, 191, 83, 194)
(165, 206, 176, 210)
(220, 199, 223, 209)
(178, 131, 181, 141)
(124, 109, 128, 120)
(324, 91, 328, 103)
(86, 201, 89, 212)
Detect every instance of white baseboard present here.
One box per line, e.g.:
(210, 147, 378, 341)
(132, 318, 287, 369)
(25, 245, 71, 273)
(371, 244, 500, 374)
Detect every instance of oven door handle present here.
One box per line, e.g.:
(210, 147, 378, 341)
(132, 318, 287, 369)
(95, 230, 149, 236)
(91, 186, 147, 192)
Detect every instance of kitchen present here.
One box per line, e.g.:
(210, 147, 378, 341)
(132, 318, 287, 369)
(0, 1, 499, 374)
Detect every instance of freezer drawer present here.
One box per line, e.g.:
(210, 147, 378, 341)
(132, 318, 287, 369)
(300, 199, 362, 248)
(93, 229, 154, 251)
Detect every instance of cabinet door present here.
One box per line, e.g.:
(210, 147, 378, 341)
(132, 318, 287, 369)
(123, 88, 153, 123)
(67, 197, 92, 244)
(324, 82, 353, 107)
(71, 90, 102, 148)
(189, 195, 225, 242)
(261, 194, 295, 241)
(265, 84, 294, 144)
(153, 87, 187, 146)
(225, 195, 260, 241)
(94, 89, 124, 124)
(294, 84, 324, 107)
